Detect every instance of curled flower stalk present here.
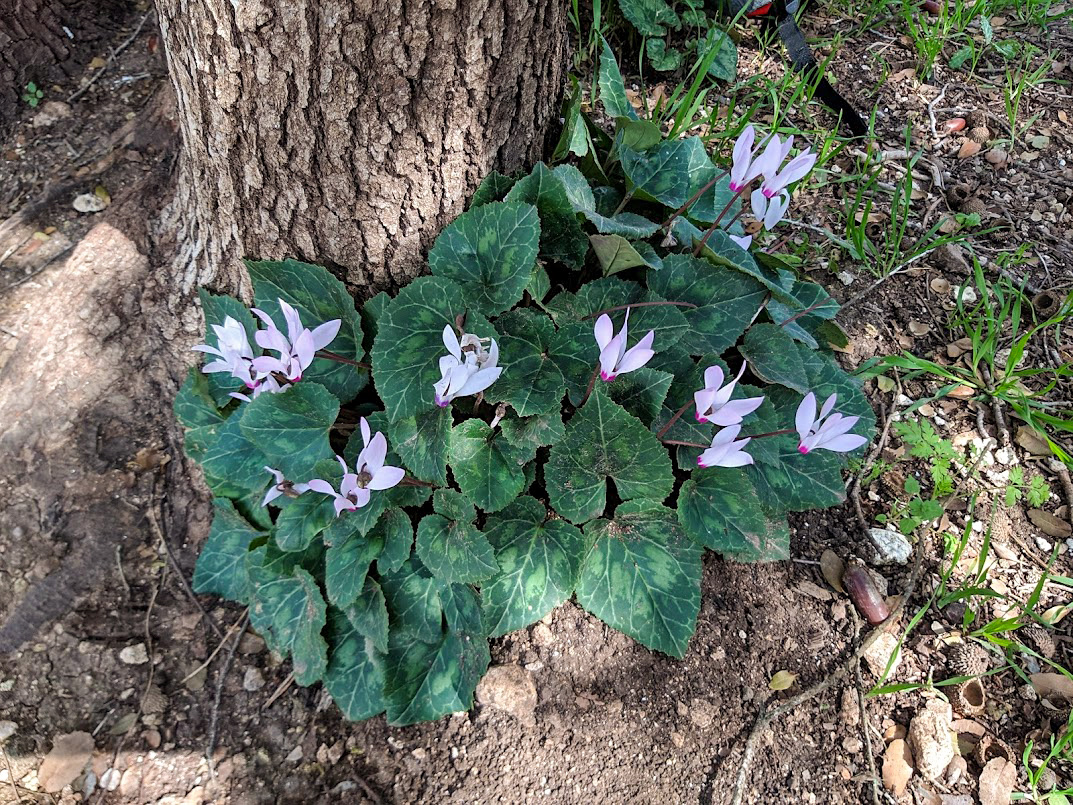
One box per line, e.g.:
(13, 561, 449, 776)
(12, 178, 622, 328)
(433, 325, 503, 407)
(306, 418, 405, 516)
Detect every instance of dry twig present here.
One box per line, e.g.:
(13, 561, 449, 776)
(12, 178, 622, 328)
(148, 505, 224, 640)
(67, 9, 155, 103)
(206, 616, 249, 776)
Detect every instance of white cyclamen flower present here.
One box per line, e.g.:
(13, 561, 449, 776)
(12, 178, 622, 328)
(306, 418, 405, 516)
(262, 466, 310, 507)
(693, 363, 765, 426)
(594, 307, 655, 382)
(250, 299, 341, 382)
(192, 315, 256, 388)
(697, 425, 755, 468)
(433, 326, 503, 407)
(795, 392, 868, 454)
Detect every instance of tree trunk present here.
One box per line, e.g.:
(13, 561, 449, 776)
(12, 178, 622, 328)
(155, 0, 568, 295)
(0, 0, 130, 132)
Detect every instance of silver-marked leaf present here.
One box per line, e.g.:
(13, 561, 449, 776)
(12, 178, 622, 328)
(248, 566, 328, 686)
(528, 262, 551, 303)
(193, 499, 265, 604)
(470, 170, 517, 207)
(546, 386, 674, 523)
(549, 320, 597, 406)
(619, 0, 680, 35)
(416, 513, 498, 585)
(433, 488, 477, 523)
(500, 412, 566, 451)
(388, 406, 452, 485)
(552, 164, 596, 213)
(447, 420, 530, 513)
(748, 447, 847, 512)
(344, 578, 390, 654)
(324, 609, 385, 721)
(482, 496, 588, 637)
(576, 501, 701, 658)
(619, 136, 737, 223)
(489, 309, 565, 416)
(606, 366, 673, 426)
(678, 469, 789, 561)
(698, 26, 738, 83)
(598, 36, 638, 121)
(739, 323, 810, 393)
(239, 382, 337, 480)
(696, 230, 800, 304)
(583, 210, 661, 238)
(374, 508, 415, 575)
(767, 281, 840, 349)
(200, 414, 270, 497)
(325, 528, 384, 608)
(380, 558, 443, 643)
(175, 366, 225, 429)
(647, 253, 767, 355)
(245, 259, 366, 403)
(273, 488, 336, 552)
(359, 291, 392, 348)
(504, 162, 588, 268)
(427, 201, 540, 316)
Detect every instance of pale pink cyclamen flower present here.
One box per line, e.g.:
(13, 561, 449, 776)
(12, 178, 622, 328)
(262, 466, 311, 507)
(729, 126, 793, 193)
(795, 392, 868, 454)
(192, 315, 256, 388)
(749, 188, 791, 232)
(694, 363, 765, 426)
(594, 307, 655, 382)
(250, 299, 341, 382)
(729, 234, 753, 251)
(697, 425, 755, 469)
(434, 326, 503, 407)
(759, 148, 817, 199)
(306, 419, 406, 516)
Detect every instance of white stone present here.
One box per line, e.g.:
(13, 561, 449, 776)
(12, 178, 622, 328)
(908, 700, 956, 781)
(869, 528, 912, 565)
(0, 721, 15, 741)
(1036, 537, 1053, 552)
(119, 643, 149, 665)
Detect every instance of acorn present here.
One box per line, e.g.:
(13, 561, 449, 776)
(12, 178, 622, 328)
(948, 643, 989, 677)
(842, 563, 890, 625)
(975, 735, 1015, 767)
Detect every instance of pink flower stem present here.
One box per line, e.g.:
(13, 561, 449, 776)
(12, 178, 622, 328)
(583, 300, 697, 319)
(693, 185, 749, 257)
(778, 299, 829, 327)
(660, 438, 710, 449)
(661, 167, 731, 230)
(400, 476, 436, 488)
(656, 399, 695, 440)
(316, 349, 371, 370)
(746, 428, 796, 439)
(578, 365, 601, 408)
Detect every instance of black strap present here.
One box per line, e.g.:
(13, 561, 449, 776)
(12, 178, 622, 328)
(773, 2, 869, 137)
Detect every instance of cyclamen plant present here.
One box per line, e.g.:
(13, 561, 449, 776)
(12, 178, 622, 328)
(175, 46, 874, 727)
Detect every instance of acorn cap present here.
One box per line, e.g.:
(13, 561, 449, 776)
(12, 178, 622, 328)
(949, 643, 989, 677)
(1023, 624, 1056, 659)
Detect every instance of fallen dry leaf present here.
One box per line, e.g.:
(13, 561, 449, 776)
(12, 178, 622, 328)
(946, 337, 973, 358)
(978, 757, 1017, 805)
(947, 385, 976, 399)
(1028, 509, 1072, 538)
(876, 375, 895, 393)
(908, 320, 931, 336)
(1030, 673, 1073, 700)
(1042, 603, 1073, 625)
(769, 670, 797, 690)
(882, 738, 914, 796)
(87, 55, 107, 70)
(930, 277, 951, 294)
(820, 549, 846, 593)
(38, 731, 94, 793)
(958, 140, 982, 159)
(892, 67, 917, 81)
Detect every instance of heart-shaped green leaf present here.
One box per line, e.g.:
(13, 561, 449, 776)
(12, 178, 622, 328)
(470, 170, 517, 207)
(388, 406, 452, 485)
(500, 412, 565, 451)
(273, 487, 336, 552)
(248, 565, 328, 686)
(619, 136, 737, 223)
(200, 415, 271, 497)
(739, 323, 810, 393)
(598, 36, 639, 121)
(482, 496, 589, 637)
(428, 201, 540, 316)
(618, 0, 680, 35)
(678, 469, 789, 561)
(647, 254, 767, 356)
(553, 164, 596, 213)
(343, 578, 390, 655)
(324, 608, 385, 721)
(380, 558, 443, 643)
(415, 512, 498, 585)
(373, 509, 415, 576)
(606, 366, 674, 425)
(505, 163, 588, 268)
(448, 420, 531, 513)
(246, 259, 366, 403)
(325, 527, 384, 607)
(239, 382, 337, 480)
(175, 366, 225, 429)
(576, 501, 701, 658)
(546, 386, 674, 523)
(489, 309, 565, 416)
(748, 447, 847, 512)
(583, 211, 660, 238)
(192, 499, 264, 604)
(589, 234, 649, 276)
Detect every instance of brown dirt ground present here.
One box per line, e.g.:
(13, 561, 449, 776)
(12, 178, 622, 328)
(1, 3, 1072, 804)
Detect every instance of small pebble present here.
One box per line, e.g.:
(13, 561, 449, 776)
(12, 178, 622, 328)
(119, 643, 149, 665)
(0, 721, 16, 741)
(243, 668, 265, 692)
(1036, 537, 1054, 552)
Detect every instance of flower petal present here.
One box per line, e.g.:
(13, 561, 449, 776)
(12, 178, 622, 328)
(360, 417, 371, 449)
(795, 392, 817, 440)
(594, 314, 615, 351)
(703, 364, 725, 392)
(369, 464, 405, 490)
(362, 432, 388, 475)
(442, 325, 462, 360)
(310, 319, 342, 351)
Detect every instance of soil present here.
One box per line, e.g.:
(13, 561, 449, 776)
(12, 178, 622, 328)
(1, 3, 1072, 805)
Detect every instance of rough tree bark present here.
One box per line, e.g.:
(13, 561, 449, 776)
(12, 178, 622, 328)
(155, 0, 569, 295)
(0, 0, 130, 131)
